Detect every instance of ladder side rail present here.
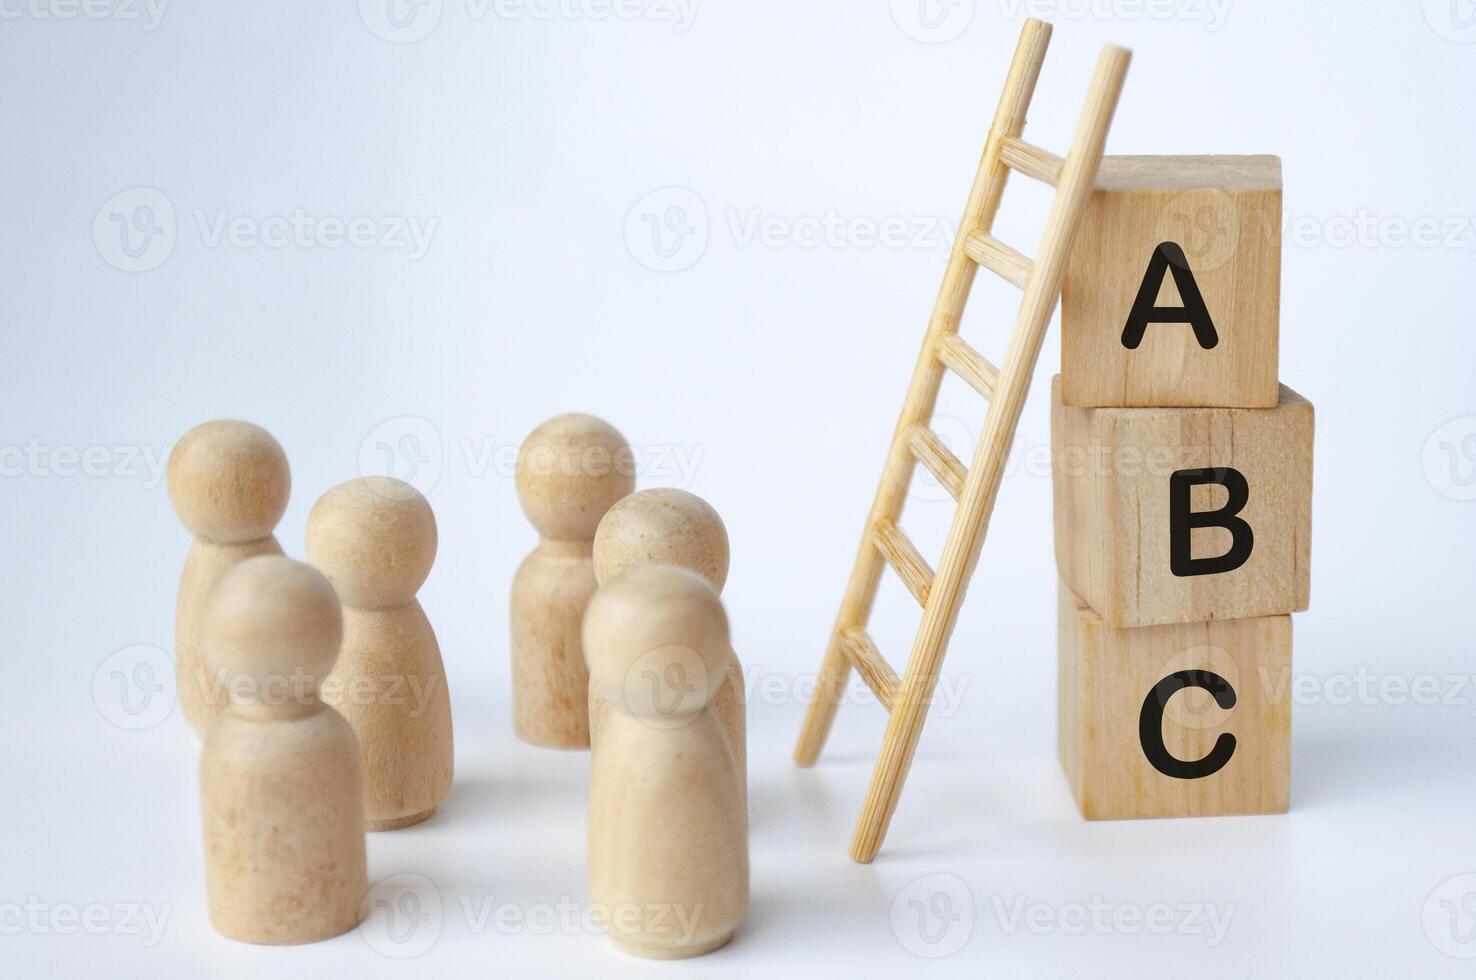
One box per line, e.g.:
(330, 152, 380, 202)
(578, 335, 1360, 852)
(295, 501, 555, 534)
(847, 44, 1132, 863)
(793, 20, 1054, 767)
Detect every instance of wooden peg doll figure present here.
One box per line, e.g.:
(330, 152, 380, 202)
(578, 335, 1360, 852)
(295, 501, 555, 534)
(590, 488, 746, 799)
(197, 556, 367, 944)
(168, 420, 290, 735)
(583, 565, 748, 959)
(511, 413, 635, 748)
(306, 476, 453, 831)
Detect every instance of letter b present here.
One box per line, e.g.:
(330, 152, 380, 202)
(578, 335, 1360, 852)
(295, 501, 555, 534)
(1169, 467, 1253, 577)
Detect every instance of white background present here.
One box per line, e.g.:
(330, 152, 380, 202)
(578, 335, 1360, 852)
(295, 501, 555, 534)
(3, 1, 1475, 976)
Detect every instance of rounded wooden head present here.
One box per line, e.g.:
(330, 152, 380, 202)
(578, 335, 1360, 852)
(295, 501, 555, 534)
(306, 476, 436, 609)
(582, 565, 729, 724)
(515, 414, 634, 542)
(168, 420, 290, 544)
(200, 556, 342, 704)
(593, 488, 728, 591)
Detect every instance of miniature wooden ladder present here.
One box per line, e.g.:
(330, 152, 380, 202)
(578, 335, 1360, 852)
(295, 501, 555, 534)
(793, 19, 1130, 863)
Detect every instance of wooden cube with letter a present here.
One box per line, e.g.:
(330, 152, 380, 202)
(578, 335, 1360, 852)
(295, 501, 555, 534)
(1051, 376, 1312, 628)
(1058, 582, 1291, 819)
(1061, 155, 1282, 408)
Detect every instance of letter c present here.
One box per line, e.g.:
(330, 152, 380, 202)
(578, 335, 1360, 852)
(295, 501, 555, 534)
(1138, 670, 1237, 779)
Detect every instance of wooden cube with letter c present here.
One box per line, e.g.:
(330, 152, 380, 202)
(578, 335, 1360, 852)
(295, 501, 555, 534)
(1061, 155, 1282, 408)
(1057, 581, 1291, 819)
(1051, 376, 1312, 628)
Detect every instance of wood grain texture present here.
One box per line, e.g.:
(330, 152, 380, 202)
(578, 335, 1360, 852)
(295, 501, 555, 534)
(847, 34, 1132, 865)
(307, 477, 454, 831)
(870, 517, 934, 607)
(589, 488, 746, 807)
(511, 542, 600, 748)
(332, 606, 453, 829)
(790, 18, 1132, 862)
(590, 661, 745, 802)
(905, 424, 966, 500)
(933, 333, 1000, 397)
(167, 419, 290, 735)
(791, 20, 1059, 781)
(176, 537, 283, 732)
(836, 627, 898, 709)
(512, 414, 635, 748)
(998, 136, 1063, 185)
(1062, 155, 1282, 408)
(1058, 581, 1291, 819)
(584, 567, 747, 959)
(202, 707, 367, 942)
(198, 557, 366, 944)
(1051, 376, 1312, 627)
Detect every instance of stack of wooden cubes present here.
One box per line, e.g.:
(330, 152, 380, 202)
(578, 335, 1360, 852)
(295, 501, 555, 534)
(1052, 156, 1314, 819)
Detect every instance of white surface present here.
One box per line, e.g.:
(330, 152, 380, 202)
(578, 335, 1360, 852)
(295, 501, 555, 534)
(3, 1, 1475, 976)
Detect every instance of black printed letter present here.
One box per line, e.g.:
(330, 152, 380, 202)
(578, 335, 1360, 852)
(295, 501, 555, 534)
(1169, 467, 1253, 577)
(1121, 241, 1219, 350)
(1139, 670, 1237, 779)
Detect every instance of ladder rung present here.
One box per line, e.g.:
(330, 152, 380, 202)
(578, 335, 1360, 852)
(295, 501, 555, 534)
(998, 135, 1063, 186)
(870, 517, 935, 608)
(795, 16, 1133, 865)
(963, 230, 1033, 289)
(905, 424, 966, 500)
(836, 626, 899, 711)
(933, 334, 1000, 399)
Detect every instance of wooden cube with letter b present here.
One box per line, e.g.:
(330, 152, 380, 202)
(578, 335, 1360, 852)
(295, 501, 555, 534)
(1061, 155, 1282, 408)
(1057, 582, 1291, 819)
(1051, 377, 1312, 629)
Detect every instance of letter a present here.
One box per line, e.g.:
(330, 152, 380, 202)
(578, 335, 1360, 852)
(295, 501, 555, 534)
(1121, 241, 1219, 350)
